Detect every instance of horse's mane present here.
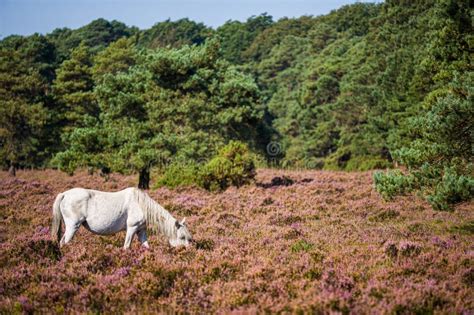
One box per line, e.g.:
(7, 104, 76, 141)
(133, 189, 177, 239)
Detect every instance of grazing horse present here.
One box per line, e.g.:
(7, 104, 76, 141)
(51, 187, 192, 249)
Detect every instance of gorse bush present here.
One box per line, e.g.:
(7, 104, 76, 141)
(154, 141, 256, 191)
(154, 161, 200, 189)
(199, 141, 256, 191)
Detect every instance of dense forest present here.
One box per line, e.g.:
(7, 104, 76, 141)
(0, 0, 472, 208)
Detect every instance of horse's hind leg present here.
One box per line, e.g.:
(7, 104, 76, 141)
(60, 221, 81, 247)
(59, 195, 88, 247)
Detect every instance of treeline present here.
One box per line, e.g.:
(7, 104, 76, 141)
(0, 1, 472, 207)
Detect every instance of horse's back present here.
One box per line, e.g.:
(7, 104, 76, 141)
(61, 187, 135, 199)
(62, 187, 90, 198)
(59, 187, 136, 216)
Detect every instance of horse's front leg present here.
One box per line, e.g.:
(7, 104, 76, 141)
(123, 226, 138, 249)
(138, 229, 150, 249)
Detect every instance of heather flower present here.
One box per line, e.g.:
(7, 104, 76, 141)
(384, 241, 399, 258)
(17, 295, 32, 313)
(431, 236, 454, 249)
(399, 241, 422, 257)
(115, 267, 130, 277)
(173, 194, 206, 210)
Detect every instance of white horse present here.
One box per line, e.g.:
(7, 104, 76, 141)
(51, 187, 192, 249)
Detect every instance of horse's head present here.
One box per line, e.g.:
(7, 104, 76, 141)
(169, 218, 193, 247)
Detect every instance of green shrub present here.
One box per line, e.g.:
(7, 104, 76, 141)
(345, 156, 392, 171)
(427, 166, 474, 211)
(155, 141, 257, 191)
(375, 166, 474, 211)
(374, 170, 415, 200)
(154, 161, 200, 189)
(199, 141, 256, 191)
(323, 149, 351, 171)
(291, 240, 314, 253)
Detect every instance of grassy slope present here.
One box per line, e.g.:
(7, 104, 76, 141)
(0, 169, 472, 313)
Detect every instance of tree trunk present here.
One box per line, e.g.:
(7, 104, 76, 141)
(8, 165, 16, 177)
(138, 168, 150, 190)
(87, 167, 94, 175)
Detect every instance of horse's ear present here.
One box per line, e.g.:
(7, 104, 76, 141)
(175, 220, 181, 229)
(181, 217, 186, 225)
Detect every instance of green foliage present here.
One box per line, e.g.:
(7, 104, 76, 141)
(0, 36, 53, 169)
(139, 18, 212, 49)
(92, 37, 137, 82)
(217, 13, 273, 64)
(376, 73, 473, 210)
(54, 40, 261, 188)
(52, 42, 98, 128)
(0, 99, 48, 170)
(243, 15, 315, 62)
(427, 166, 474, 211)
(291, 240, 314, 253)
(48, 18, 136, 60)
(154, 141, 257, 190)
(52, 126, 108, 175)
(250, 5, 383, 169)
(374, 170, 415, 201)
(345, 156, 392, 172)
(199, 141, 256, 191)
(154, 162, 200, 189)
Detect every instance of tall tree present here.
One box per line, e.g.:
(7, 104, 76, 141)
(0, 44, 50, 174)
(138, 18, 212, 49)
(92, 37, 137, 82)
(375, 0, 473, 210)
(48, 18, 137, 60)
(52, 42, 98, 130)
(217, 13, 274, 64)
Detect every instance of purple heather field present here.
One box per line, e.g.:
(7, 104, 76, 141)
(0, 169, 473, 313)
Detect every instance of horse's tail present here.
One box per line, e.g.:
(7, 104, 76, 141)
(51, 193, 64, 243)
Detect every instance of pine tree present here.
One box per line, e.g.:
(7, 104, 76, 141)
(91, 37, 137, 82)
(0, 46, 49, 174)
(53, 42, 98, 129)
(375, 73, 473, 210)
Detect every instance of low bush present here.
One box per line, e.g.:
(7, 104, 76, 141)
(199, 141, 256, 191)
(345, 156, 392, 171)
(154, 141, 257, 191)
(291, 240, 314, 253)
(154, 161, 200, 189)
(374, 170, 414, 200)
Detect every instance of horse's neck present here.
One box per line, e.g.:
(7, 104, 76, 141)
(144, 195, 177, 239)
(157, 208, 176, 238)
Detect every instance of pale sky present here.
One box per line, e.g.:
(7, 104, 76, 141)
(0, 0, 383, 38)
